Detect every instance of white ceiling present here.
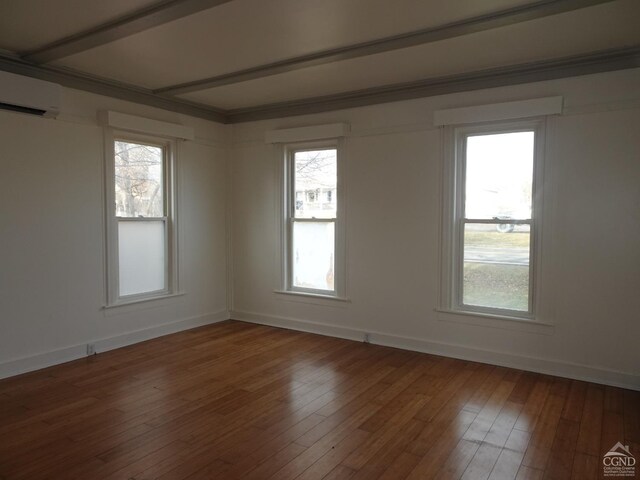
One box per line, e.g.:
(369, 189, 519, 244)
(0, 0, 638, 117)
(177, 0, 640, 109)
(0, 0, 160, 52)
(52, 0, 534, 88)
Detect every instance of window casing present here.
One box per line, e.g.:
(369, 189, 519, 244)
(283, 140, 345, 298)
(441, 119, 545, 320)
(105, 131, 177, 305)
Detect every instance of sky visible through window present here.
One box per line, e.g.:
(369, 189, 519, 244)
(465, 132, 534, 220)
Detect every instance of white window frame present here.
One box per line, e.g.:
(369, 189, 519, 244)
(440, 118, 546, 321)
(104, 129, 178, 306)
(281, 139, 346, 299)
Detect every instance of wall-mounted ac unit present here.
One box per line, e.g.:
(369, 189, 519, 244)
(0, 70, 61, 118)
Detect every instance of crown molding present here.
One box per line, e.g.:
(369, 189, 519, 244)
(226, 46, 640, 123)
(1, 47, 638, 125)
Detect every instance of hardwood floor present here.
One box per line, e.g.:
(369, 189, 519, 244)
(0, 320, 638, 479)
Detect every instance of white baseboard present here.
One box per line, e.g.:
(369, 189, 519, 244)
(94, 309, 230, 353)
(0, 344, 88, 382)
(0, 310, 230, 380)
(231, 310, 640, 392)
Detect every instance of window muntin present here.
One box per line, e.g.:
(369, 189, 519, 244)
(287, 147, 338, 294)
(450, 123, 542, 318)
(106, 135, 175, 304)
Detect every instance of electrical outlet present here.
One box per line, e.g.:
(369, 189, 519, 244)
(87, 343, 96, 356)
(363, 333, 371, 344)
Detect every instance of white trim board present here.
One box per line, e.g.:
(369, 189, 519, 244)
(230, 310, 640, 391)
(0, 310, 230, 380)
(265, 123, 350, 144)
(433, 96, 563, 126)
(98, 110, 195, 140)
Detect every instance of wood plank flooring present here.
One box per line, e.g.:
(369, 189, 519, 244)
(0, 320, 638, 479)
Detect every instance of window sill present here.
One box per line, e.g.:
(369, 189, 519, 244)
(273, 290, 350, 306)
(103, 292, 186, 312)
(435, 308, 554, 335)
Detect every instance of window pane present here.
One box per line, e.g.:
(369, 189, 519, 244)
(294, 149, 337, 219)
(118, 220, 165, 296)
(115, 141, 164, 218)
(463, 223, 530, 311)
(292, 221, 334, 291)
(465, 132, 534, 220)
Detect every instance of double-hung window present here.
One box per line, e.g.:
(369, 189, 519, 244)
(284, 143, 344, 297)
(105, 133, 176, 305)
(442, 119, 545, 319)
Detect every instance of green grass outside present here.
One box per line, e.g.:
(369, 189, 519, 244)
(464, 230, 530, 248)
(463, 262, 529, 311)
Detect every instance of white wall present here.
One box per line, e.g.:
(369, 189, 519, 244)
(0, 88, 230, 377)
(230, 69, 640, 390)
(2, 70, 638, 389)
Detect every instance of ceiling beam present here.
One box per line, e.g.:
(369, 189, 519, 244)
(225, 46, 640, 123)
(156, 0, 617, 96)
(0, 53, 227, 123)
(22, 0, 236, 64)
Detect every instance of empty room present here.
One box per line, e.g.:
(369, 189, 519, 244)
(1, 1, 639, 479)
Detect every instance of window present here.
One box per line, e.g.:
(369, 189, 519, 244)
(442, 120, 544, 319)
(105, 133, 176, 304)
(326, 189, 333, 203)
(284, 143, 344, 297)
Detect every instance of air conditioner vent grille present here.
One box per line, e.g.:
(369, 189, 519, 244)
(0, 102, 47, 116)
